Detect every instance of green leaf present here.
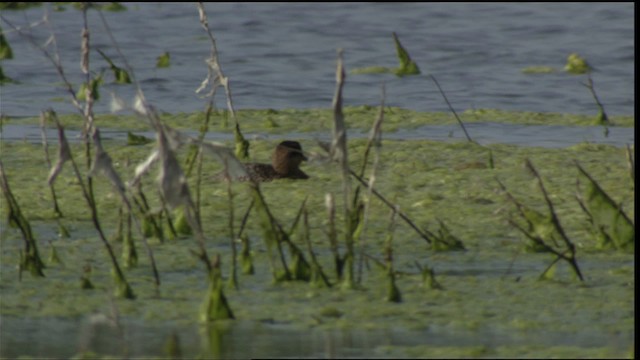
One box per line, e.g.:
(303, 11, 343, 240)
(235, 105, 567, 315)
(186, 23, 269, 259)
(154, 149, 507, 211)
(123, 229, 138, 269)
(112, 267, 135, 299)
(0, 27, 14, 60)
(233, 123, 250, 160)
(156, 51, 171, 68)
(200, 260, 234, 322)
(48, 243, 62, 265)
(432, 220, 465, 251)
(564, 53, 592, 74)
(240, 235, 254, 275)
(0, 65, 14, 85)
(595, 109, 608, 126)
(539, 261, 557, 280)
(113, 67, 131, 84)
(577, 165, 634, 250)
(422, 266, 443, 290)
(80, 276, 94, 289)
(385, 270, 402, 302)
(392, 32, 420, 76)
(289, 245, 311, 281)
(97, 49, 131, 84)
(174, 207, 192, 236)
(76, 74, 103, 101)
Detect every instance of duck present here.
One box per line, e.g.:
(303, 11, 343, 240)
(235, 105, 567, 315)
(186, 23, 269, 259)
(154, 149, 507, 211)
(234, 141, 309, 182)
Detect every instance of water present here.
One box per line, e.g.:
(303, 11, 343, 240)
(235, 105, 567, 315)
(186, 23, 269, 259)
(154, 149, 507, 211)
(0, 3, 634, 118)
(1, 315, 630, 358)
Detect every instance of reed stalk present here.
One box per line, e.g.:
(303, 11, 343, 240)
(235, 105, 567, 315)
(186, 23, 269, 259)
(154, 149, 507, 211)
(0, 160, 46, 277)
(357, 83, 385, 284)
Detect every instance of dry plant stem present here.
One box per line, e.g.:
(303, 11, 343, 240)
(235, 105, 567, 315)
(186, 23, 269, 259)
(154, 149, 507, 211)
(0, 160, 46, 277)
(525, 160, 574, 250)
(325, 193, 341, 279)
(385, 208, 399, 268)
(499, 161, 584, 281)
(157, 192, 178, 239)
(358, 83, 386, 178)
(496, 179, 570, 265)
(357, 151, 379, 284)
(116, 192, 161, 287)
(332, 49, 352, 215)
(252, 184, 292, 279)
(332, 49, 355, 286)
(131, 191, 164, 243)
(582, 74, 610, 124)
(191, 103, 214, 225)
(430, 74, 473, 143)
(91, 128, 161, 288)
(237, 200, 255, 238)
(357, 83, 385, 284)
(52, 121, 133, 292)
(288, 197, 309, 235)
(194, 148, 205, 226)
(349, 170, 434, 244)
(575, 161, 634, 226)
(224, 160, 239, 290)
(79, 7, 97, 201)
(185, 203, 213, 274)
(195, 3, 240, 126)
(95, 8, 161, 131)
(4, 9, 99, 204)
(1, 12, 84, 114)
(40, 112, 63, 217)
(303, 208, 332, 287)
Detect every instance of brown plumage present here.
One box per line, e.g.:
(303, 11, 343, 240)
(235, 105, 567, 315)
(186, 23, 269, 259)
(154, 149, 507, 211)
(237, 141, 309, 182)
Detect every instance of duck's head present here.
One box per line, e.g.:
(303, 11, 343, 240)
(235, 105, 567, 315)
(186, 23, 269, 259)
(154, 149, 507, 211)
(272, 141, 308, 176)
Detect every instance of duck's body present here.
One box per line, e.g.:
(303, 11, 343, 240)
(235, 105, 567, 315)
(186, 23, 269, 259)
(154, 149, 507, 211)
(235, 141, 309, 182)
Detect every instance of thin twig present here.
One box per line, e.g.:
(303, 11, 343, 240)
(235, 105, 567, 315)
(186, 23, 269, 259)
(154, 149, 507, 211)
(430, 74, 473, 143)
(357, 83, 385, 284)
(582, 73, 610, 136)
(350, 170, 433, 244)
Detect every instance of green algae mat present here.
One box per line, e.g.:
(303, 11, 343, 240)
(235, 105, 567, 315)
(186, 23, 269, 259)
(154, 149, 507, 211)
(0, 108, 634, 359)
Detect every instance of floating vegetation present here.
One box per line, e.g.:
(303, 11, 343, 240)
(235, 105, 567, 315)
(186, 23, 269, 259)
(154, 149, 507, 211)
(522, 53, 593, 75)
(156, 51, 171, 68)
(564, 53, 592, 74)
(0, 2, 43, 11)
(126, 131, 153, 146)
(521, 66, 556, 74)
